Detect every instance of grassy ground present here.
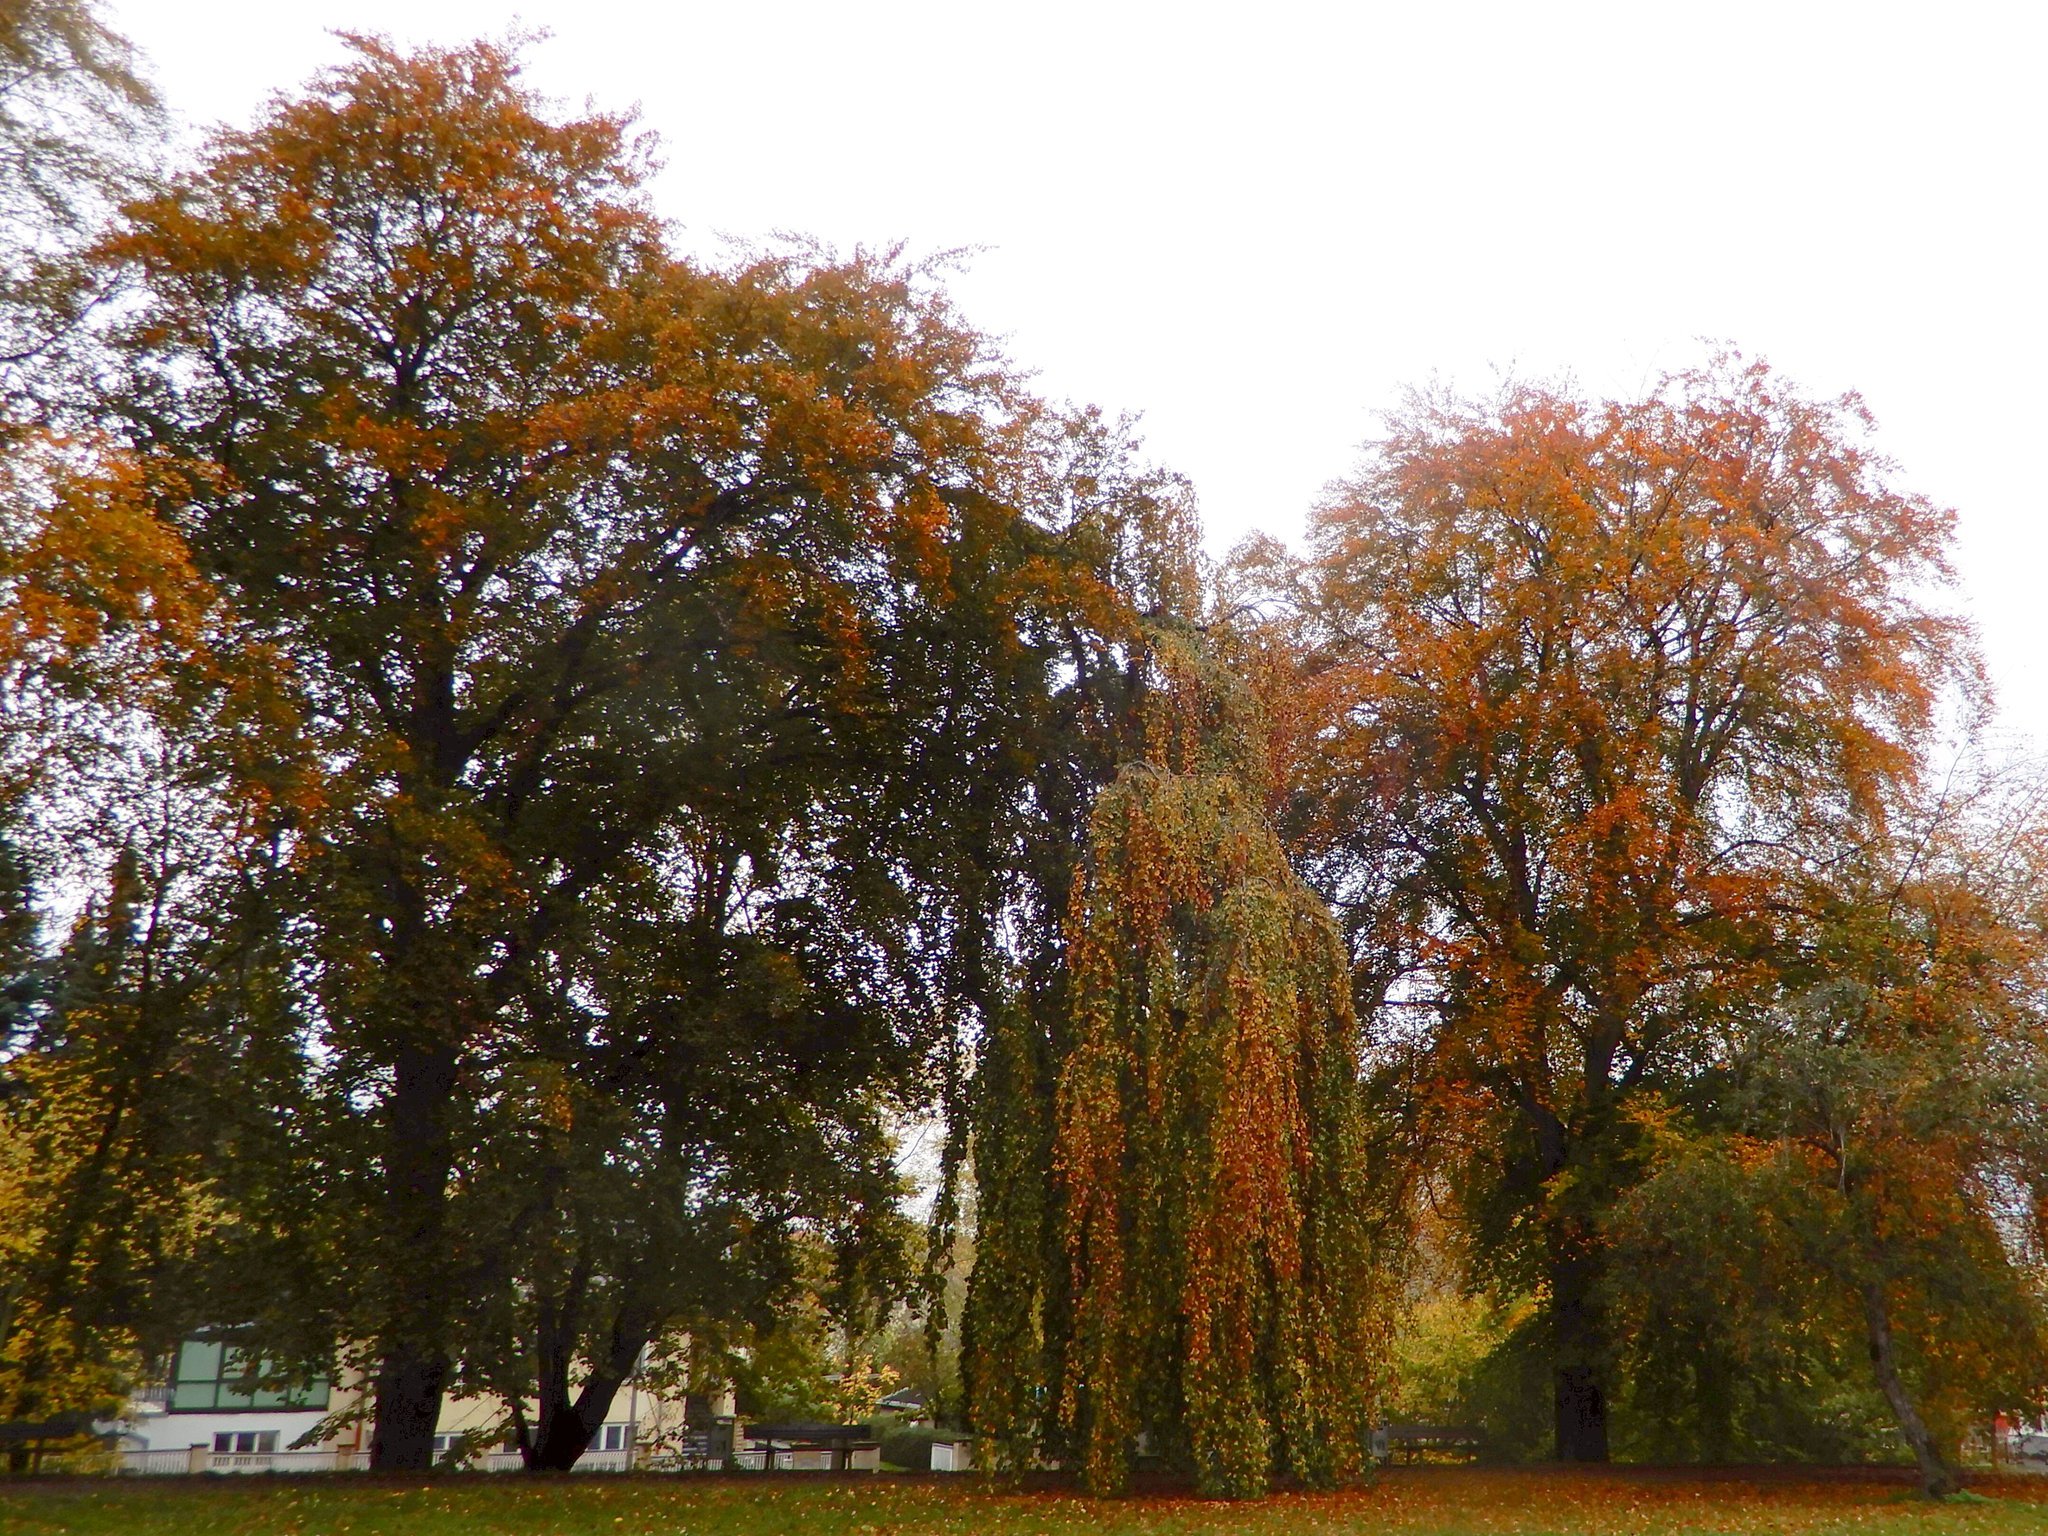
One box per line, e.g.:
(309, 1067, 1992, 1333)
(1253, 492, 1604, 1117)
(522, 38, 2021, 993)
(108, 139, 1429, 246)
(1, 1467, 2045, 1536)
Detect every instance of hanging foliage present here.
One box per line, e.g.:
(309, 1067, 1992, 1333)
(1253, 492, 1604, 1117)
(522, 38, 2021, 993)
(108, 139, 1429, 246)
(970, 638, 1393, 1498)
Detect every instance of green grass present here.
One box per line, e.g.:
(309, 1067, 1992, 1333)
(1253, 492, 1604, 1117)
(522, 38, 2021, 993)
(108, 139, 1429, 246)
(2, 1467, 2045, 1536)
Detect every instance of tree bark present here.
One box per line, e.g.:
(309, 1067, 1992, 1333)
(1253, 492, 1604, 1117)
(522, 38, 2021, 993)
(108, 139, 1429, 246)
(1861, 1279, 1956, 1499)
(368, 1339, 450, 1472)
(1553, 1366, 1608, 1463)
(1550, 1241, 1610, 1462)
(368, 1042, 459, 1471)
(525, 1325, 645, 1472)
(525, 1370, 628, 1472)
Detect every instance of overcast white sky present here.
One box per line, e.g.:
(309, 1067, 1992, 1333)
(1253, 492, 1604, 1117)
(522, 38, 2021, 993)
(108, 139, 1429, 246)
(112, 0, 2048, 740)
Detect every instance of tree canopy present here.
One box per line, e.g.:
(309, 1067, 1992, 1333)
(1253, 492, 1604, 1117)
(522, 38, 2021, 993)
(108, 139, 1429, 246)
(0, 15, 2042, 1500)
(1254, 359, 2030, 1473)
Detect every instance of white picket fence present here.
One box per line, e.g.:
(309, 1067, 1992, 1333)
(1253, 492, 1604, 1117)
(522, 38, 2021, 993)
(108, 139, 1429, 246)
(120, 1448, 372, 1475)
(118, 1446, 649, 1475)
(117, 1439, 903, 1476)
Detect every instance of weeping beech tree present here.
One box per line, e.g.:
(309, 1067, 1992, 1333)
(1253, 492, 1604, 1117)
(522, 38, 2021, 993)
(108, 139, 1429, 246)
(968, 641, 1394, 1498)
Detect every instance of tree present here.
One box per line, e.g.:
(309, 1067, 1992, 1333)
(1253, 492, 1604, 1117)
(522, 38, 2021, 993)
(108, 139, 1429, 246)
(442, 845, 922, 1471)
(0, 0, 161, 401)
(447, 407, 1205, 1473)
(1281, 358, 1969, 1460)
(0, 331, 315, 1459)
(0, 813, 314, 1463)
(1615, 764, 2048, 1495)
(968, 637, 1396, 1497)
(92, 35, 1175, 1469)
(947, 416, 1205, 1474)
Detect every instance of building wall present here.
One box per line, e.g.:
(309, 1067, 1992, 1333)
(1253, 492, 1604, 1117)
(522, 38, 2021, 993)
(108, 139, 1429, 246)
(127, 1407, 331, 1455)
(430, 1384, 737, 1460)
(122, 1341, 739, 1470)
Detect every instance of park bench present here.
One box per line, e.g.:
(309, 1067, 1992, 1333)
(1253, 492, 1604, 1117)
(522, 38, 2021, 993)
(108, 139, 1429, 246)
(739, 1422, 880, 1471)
(1371, 1422, 1484, 1462)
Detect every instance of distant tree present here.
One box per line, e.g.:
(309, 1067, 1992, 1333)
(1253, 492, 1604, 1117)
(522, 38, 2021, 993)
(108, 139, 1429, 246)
(441, 842, 922, 1471)
(1601, 1133, 1900, 1467)
(0, 828, 311, 1466)
(0, 415, 301, 1459)
(1279, 359, 1970, 1461)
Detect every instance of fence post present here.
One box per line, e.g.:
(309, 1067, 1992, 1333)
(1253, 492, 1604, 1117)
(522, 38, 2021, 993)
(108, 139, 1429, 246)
(186, 1443, 209, 1474)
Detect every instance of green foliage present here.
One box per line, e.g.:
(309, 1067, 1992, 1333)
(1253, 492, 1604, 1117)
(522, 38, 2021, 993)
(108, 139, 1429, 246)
(1387, 1289, 1517, 1432)
(0, 843, 313, 1435)
(1605, 1135, 1911, 1466)
(876, 1421, 947, 1471)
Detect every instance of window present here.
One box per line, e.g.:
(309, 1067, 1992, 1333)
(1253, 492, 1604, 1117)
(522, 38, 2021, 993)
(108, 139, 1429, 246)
(212, 1431, 278, 1455)
(171, 1339, 330, 1412)
(589, 1423, 630, 1451)
(434, 1432, 504, 1463)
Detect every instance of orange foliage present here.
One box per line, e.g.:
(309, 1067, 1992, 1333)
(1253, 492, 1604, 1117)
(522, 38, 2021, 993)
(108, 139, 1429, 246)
(1269, 355, 1971, 1457)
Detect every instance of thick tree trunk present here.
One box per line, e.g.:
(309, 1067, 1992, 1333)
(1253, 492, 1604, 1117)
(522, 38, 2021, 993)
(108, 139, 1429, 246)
(524, 1284, 650, 1473)
(368, 1042, 459, 1471)
(1550, 1244, 1610, 1462)
(527, 1350, 644, 1470)
(1861, 1280, 1956, 1499)
(1521, 1067, 1612, 1464)
(1553, 1366, 1609, 1463)
(368, 1340, 450, 1472)
(526, 1371, 628, 1472)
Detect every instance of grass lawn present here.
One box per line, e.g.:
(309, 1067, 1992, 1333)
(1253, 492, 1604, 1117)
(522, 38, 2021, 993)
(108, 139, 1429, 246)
(2, 1468, 2045, 1536)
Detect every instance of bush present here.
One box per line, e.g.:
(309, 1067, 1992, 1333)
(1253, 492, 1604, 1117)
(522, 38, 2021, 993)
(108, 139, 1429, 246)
(876, 1424, 946, 1472)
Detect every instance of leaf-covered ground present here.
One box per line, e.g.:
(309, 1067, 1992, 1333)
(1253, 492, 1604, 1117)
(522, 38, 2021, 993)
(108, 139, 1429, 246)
(2, 1468, 2045, 1536)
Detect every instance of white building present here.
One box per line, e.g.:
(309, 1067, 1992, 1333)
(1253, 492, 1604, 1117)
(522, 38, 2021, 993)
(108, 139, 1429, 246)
(116, 1334, 743, 1474)
(117, 1336, 350, 1473)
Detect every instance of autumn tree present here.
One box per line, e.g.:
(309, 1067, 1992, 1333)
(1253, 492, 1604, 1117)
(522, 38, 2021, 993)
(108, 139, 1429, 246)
(1616, 762, 2048, 1495)
(0, 841, 314, 1452)
(0, 0, 161, 404)
(1279, 359, 1968, 1461)
(87, 35, 1181, 1470)
(0, 439, 306, 1451)
(951, 430, 1209, 1471)
(965, 636, 1396, 1497)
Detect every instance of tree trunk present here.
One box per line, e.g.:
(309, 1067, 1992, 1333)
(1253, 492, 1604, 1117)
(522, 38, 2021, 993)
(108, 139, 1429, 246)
(1861, 1280, 1956, 1499)
(527, 1354, 642, 1471)
(526, 1371, 628, 1472)
(1695, 1345, 1736, 1465)
(524, 1288, 649, 1472)
(368, 1339, 449, 1472)
(368, 1042, 459, 1471)
(1553, 1366, 1609, 1463)
(1550, 1245, 1610, 1462)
